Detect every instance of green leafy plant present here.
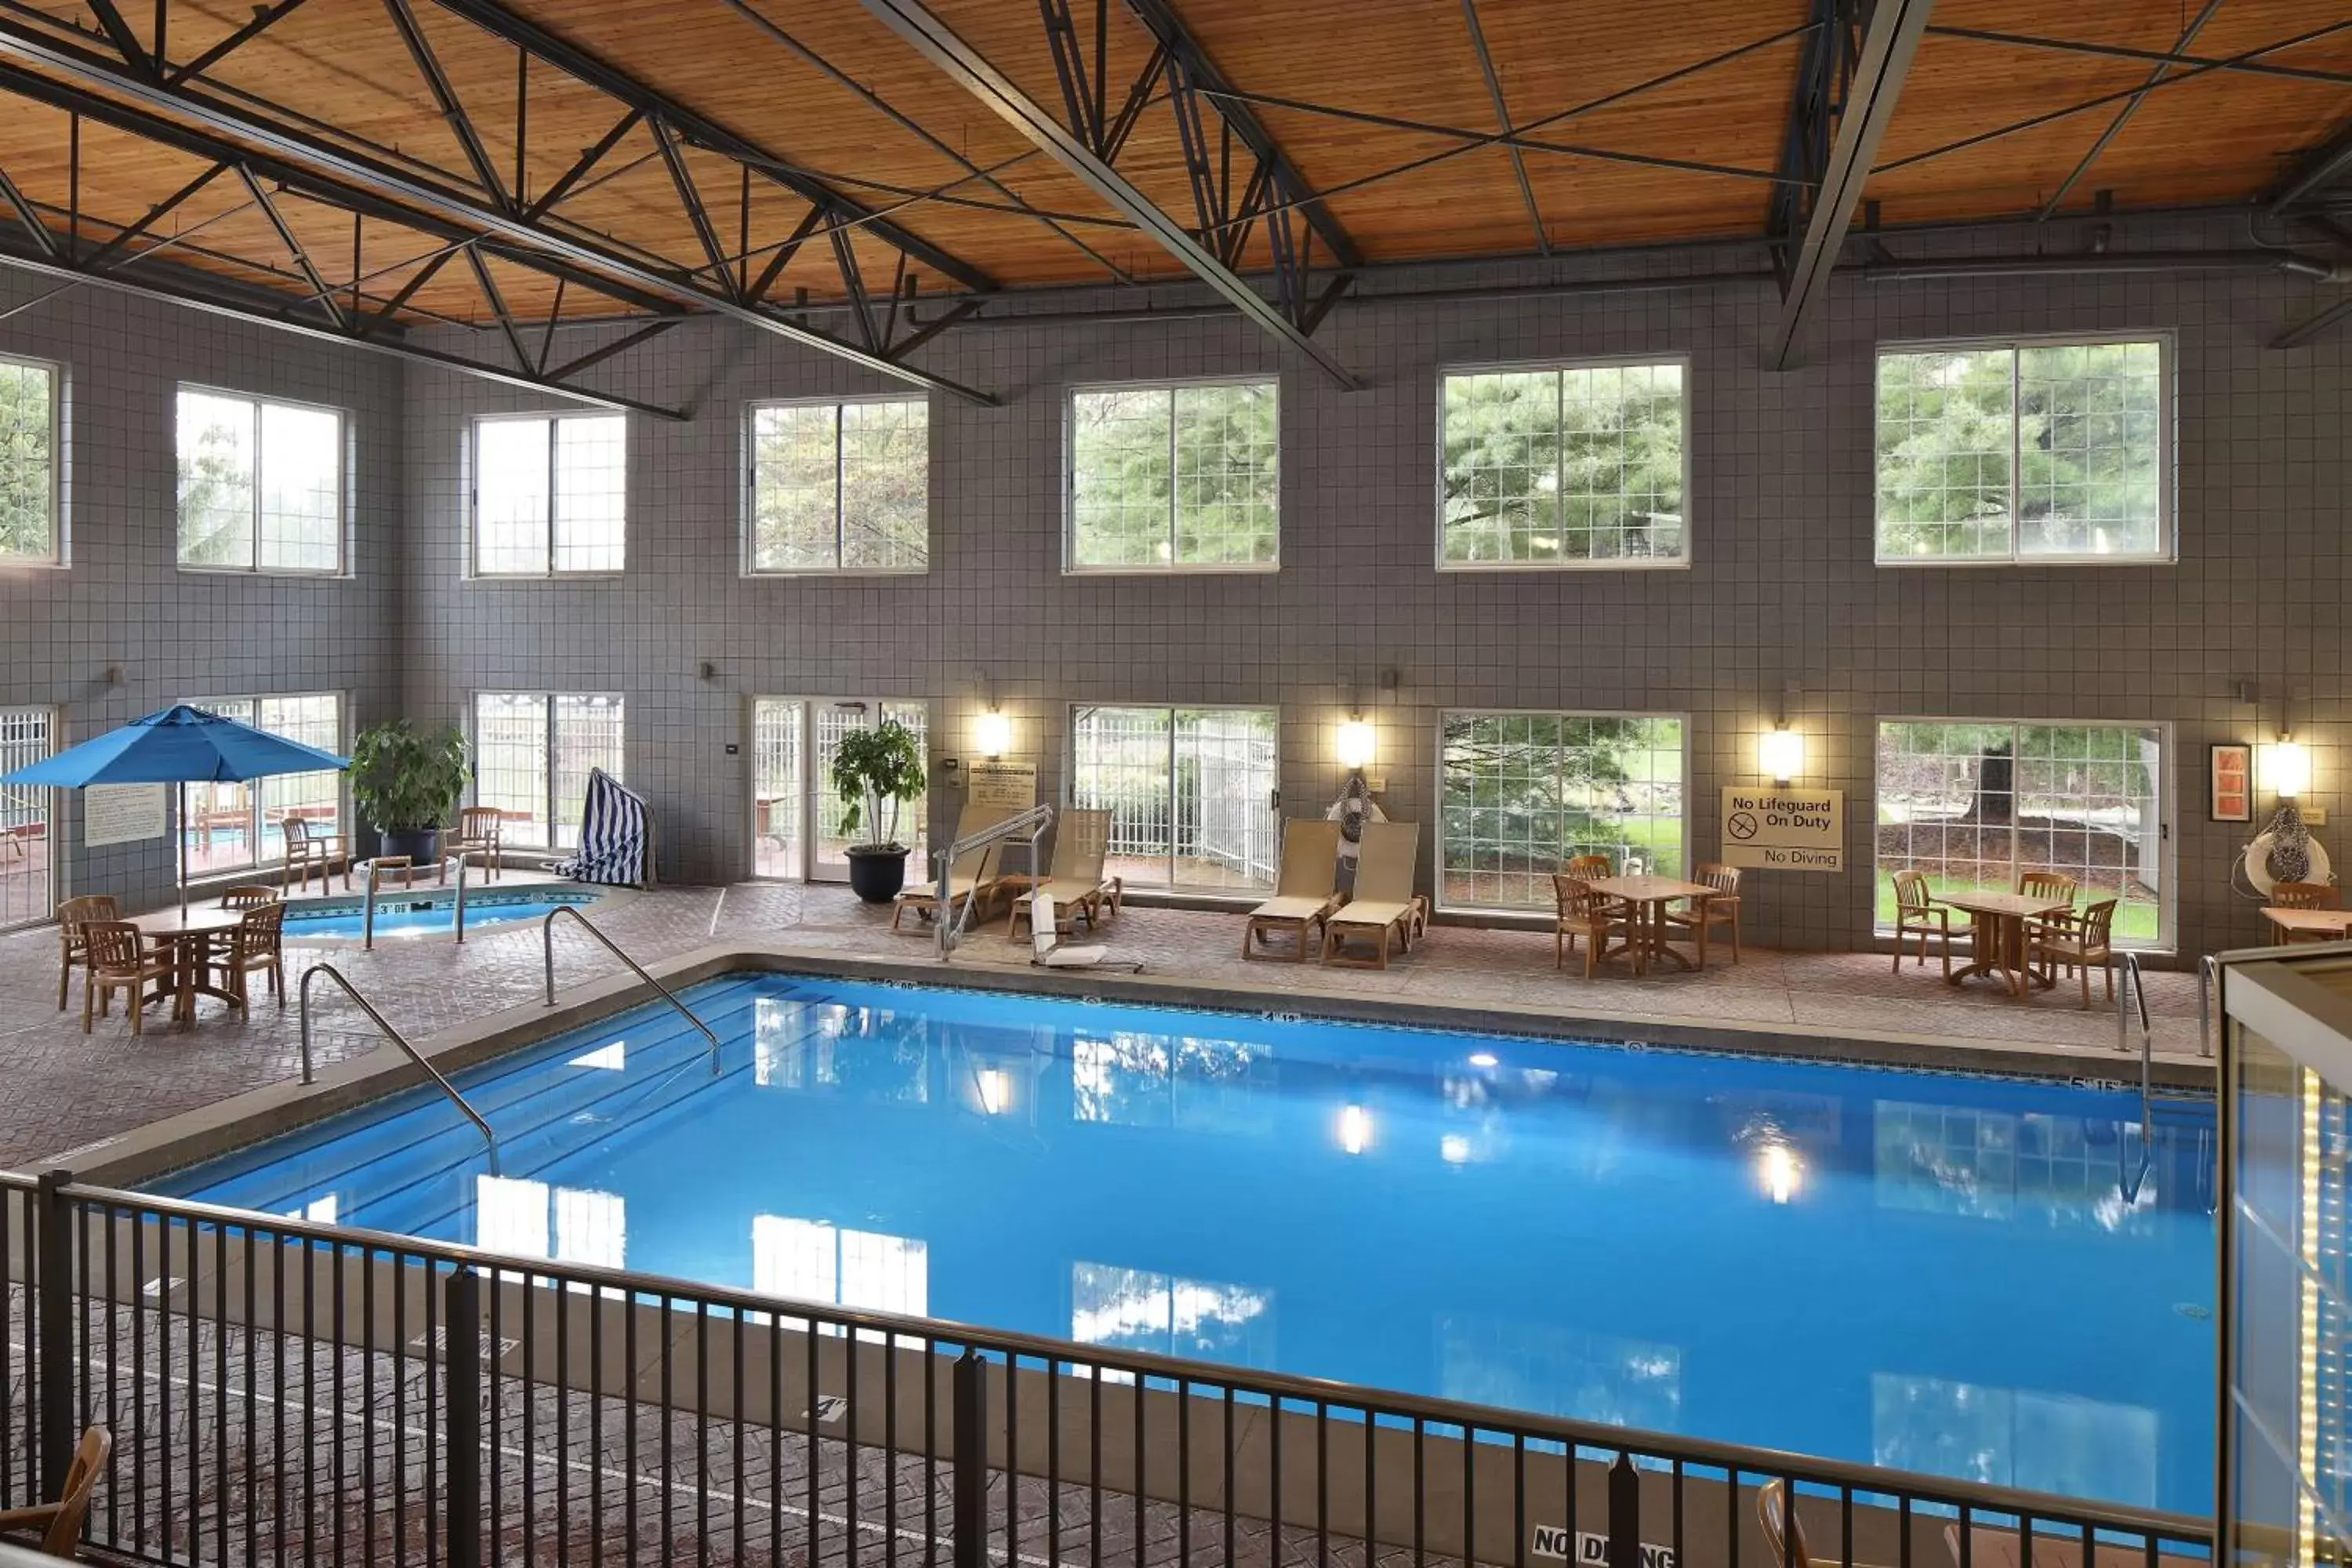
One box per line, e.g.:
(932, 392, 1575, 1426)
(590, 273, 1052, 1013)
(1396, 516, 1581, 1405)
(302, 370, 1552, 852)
(830, 720, 926, 852)
(350, 720, 473, 833)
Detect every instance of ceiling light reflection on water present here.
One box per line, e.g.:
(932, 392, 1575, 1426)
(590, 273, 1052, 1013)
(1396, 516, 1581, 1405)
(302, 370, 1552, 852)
(155, 973, 2220, 1515)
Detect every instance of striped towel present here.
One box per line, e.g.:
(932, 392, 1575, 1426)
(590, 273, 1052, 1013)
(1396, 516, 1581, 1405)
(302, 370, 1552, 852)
(550, 768, 654, 887)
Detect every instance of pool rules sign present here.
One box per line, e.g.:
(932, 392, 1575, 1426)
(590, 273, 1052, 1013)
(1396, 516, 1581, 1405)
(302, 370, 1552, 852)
(1720, 787, 1843, 872)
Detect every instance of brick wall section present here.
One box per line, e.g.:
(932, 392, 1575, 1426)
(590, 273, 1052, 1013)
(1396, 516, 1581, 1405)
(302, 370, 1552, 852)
(0, 272, 404, 912)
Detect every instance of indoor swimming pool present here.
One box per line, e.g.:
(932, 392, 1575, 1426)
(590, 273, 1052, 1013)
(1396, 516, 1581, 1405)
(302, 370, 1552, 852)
(153, 971, 2219, 1514)
(281, 885, 601, 938)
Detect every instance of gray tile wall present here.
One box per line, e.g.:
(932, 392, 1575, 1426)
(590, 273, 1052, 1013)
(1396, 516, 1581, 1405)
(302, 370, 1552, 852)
(423, 227, 2347, 956)
(0, 273, 404, 914)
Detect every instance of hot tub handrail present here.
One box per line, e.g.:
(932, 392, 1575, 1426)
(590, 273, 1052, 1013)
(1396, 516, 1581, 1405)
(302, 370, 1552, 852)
(440, 851, 470, 943)
(543, 906, 721, 1073)
(298, 962, 499, 1174)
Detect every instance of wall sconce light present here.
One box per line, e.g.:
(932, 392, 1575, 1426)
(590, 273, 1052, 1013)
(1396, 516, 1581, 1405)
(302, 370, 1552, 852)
(2267, 735, 2312, 799)
(1759, 724, 1804, 786)
(1337, 715, 1375, 772)
(975, 708, 1011, 760)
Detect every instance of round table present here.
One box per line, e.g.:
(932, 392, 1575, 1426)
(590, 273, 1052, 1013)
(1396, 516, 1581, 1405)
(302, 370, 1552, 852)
(133, 907, 247, 1023)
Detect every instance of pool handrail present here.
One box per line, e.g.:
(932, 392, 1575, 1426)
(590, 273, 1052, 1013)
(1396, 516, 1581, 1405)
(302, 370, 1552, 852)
(935, 801, 1055, 961)
(2198, 952, 2219, 1058)
(297, 961, 500, 1174)
(542, 905, 721, 1073)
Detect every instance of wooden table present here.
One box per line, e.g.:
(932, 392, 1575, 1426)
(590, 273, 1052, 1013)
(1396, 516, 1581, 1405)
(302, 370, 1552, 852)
(2265, 905, 2352, 942)
(1937, 891, 2072, 998)
(1586, 874, 1716, 975)
(133, 906, 245, 1023)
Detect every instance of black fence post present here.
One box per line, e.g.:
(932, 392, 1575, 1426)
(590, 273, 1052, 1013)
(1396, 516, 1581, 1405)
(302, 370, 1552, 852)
(34, 1170, 74, 1503)
(445, 1268, 483, 1568)
(1606, 1452, 1642, 1568)
(953, 1349, 987, 1568)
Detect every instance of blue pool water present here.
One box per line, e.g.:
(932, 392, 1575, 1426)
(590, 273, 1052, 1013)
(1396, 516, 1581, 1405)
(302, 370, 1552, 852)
(283, 886, 600, 938)
(155, 972, 2217, 1513)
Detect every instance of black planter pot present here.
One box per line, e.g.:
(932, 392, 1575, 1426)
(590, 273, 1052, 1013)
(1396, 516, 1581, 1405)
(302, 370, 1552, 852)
(380, 826, 442, 864)
(846, 844, 909, 904)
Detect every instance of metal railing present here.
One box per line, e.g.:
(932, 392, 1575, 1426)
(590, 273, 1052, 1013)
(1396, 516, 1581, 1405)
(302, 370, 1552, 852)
(0, 1170, 2214, 1568)
(297, 962, 500, 1174)
(935, 802, 1054, 962)
(2198, 953, 2220, 1059)
(541, 906, 720, 1070)
(2114, 953, 2158, 1202)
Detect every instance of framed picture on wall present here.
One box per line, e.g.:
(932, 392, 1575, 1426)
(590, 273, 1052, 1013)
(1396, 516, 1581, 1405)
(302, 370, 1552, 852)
(2211, 743, 2254, 823)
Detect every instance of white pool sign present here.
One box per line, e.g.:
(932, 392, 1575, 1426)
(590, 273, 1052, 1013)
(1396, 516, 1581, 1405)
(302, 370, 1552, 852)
(1530, 1525, 1676, 1568)
(83, 782, 168, 847)
(1720, 787, 1844, 873)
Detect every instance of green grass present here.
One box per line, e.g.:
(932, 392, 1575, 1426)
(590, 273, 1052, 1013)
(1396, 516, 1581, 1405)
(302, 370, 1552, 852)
(1871, 872, 2162, 945)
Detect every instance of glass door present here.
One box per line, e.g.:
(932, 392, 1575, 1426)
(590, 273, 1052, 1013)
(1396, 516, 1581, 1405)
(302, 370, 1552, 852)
(757, 699, 929, 881)
(1070, 705, 1279, 891)
(0, 706, 53, 931)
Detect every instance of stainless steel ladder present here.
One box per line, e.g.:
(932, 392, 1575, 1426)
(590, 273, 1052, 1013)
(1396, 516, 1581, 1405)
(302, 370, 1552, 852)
(2114, 951, 2155, 1201)
(543, 906, 721, 1072)
(298, 962, 500, 1174)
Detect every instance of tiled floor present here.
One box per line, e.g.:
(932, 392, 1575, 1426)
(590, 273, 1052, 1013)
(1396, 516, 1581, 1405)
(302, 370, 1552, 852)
(0, 879, 2208, 1170)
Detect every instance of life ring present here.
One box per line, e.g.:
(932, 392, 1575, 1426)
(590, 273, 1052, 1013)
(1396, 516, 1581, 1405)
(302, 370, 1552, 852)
(2244, 830, 2331, 896)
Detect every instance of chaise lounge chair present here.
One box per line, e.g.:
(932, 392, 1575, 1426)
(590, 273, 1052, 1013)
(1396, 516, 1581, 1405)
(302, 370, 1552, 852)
(1242, 818, 1343, 962)
(1320, 820, 1428, 969)
(1006, 808, 1123, 941)
(892, 803, 1013, 933)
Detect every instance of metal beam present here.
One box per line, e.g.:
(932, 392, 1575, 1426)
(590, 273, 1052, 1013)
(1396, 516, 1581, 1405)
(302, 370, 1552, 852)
(422, 0, 995, 294)
(0, 237, 689, 418)
(858, 0, 1359, 387)
(1120, 0, 1358, 269)
(2272, 293, 2352, 350)
(383, 0, 512, 209)
(2272, 120, 2352, 214)
(2038, 0, 2222, 220)
(236, 165, 347, 328)
(1460, 0, 1544, 255)
(0, 27, 999, 402)
(81, 160, 227, 269)
(169, 0, 311, 85)
(1926, 24, 2352, 88)
(1766, 0, 1935, 370)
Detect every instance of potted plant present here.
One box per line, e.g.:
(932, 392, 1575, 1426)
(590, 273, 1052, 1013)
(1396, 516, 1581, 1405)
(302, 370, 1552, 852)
(830, 719, 927, 903)
(350, 719, 472, 865)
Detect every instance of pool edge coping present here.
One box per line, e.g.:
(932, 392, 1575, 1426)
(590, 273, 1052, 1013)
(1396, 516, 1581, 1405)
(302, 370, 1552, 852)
(53, 936, 2218, 1189)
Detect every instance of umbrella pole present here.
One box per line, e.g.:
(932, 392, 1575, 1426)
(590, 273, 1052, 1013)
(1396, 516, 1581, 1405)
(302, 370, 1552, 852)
(178, 781, 188, 919)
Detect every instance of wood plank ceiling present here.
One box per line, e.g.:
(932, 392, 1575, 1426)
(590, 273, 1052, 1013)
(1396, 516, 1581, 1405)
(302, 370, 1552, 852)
(0, 0, 2343, 361)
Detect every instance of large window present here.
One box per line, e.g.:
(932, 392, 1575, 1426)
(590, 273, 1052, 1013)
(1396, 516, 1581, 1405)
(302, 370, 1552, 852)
(1069, 381, 1277, 571)
(179, 695, 344, 877)
(1875, 720, 2168, 946)
(0, 706, 54, 931)
(176, 387, 343, 573)
(1440, 360, 1687, 568)
(473, 692, 625, 851)
(0, 356, 58, 564)
(1438, 712, 1686, 913)
(751, 698, 930, 881)
(746, 397, 927, 572)
(1875, 336, 2169, 564)
(473, 412, 626, 575)
(1069, 706, 1279, 892)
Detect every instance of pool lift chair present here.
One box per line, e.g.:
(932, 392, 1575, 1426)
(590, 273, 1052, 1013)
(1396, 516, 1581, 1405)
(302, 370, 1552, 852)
(934, 804, 1139, 971)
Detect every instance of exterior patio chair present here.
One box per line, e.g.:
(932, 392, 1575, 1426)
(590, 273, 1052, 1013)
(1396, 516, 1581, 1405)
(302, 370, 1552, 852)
(1552, 874, 1631, 979)
(0, 1424, 111, 1557)
(447, 805, 503, 882)
(2030, 898, 2118, 1008)
(54, 894, 118, 1011)
(1664, 862, 1743, 961)
(214, 902, 288, 1013)
(219, 885, 279, 910)
(1890, 869, 1957, 978)
(1242, 818, 1342, 962)
(1320, 821, 1425, 969)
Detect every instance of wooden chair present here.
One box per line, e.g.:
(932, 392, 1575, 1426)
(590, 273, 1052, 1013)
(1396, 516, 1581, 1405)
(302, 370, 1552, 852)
(1243, 818, 1343, 961)
(1664, 862, 1743, 962)
(219, 885, 280, 911)
(53, 894, 118, 1011)
(80, 921, 173, 1036)
(1890, 869, 1957, 978)
(446, 805, 504, 883)
(1566, 852, 1614, 880)
(2029, 897, 2118, 1009)
(281, 815, 350, 894)
(1553, 874, 1632, 979)
(2016, 869, 2078, 905)
(1320, 821, 1425, 968)
(0, 1425, 111, 1558)
(213, 902, 287, 1013)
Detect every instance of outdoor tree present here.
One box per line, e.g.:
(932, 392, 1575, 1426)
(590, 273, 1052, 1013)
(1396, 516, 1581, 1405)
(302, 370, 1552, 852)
(176, 397, 255, 567)
(1440, 365, 1683, 563)
(0, 361, 52, 558)
(1072, 384, 1276, 568)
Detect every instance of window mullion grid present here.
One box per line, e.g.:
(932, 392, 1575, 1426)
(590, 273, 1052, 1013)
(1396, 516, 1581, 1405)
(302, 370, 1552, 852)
(546, 417, 561, 576)
(2008, 348, 2023, 563)
(835, 406, 848, 572)
(1166, 390, 1180, 569)
(2005, 722, 2022, 895)
(1164, 708, 1178, 887)
(245, 397, 263, 573)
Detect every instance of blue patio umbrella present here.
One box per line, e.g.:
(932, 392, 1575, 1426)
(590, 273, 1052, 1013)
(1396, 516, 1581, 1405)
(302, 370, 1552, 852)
(1, 703, 350, 916)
